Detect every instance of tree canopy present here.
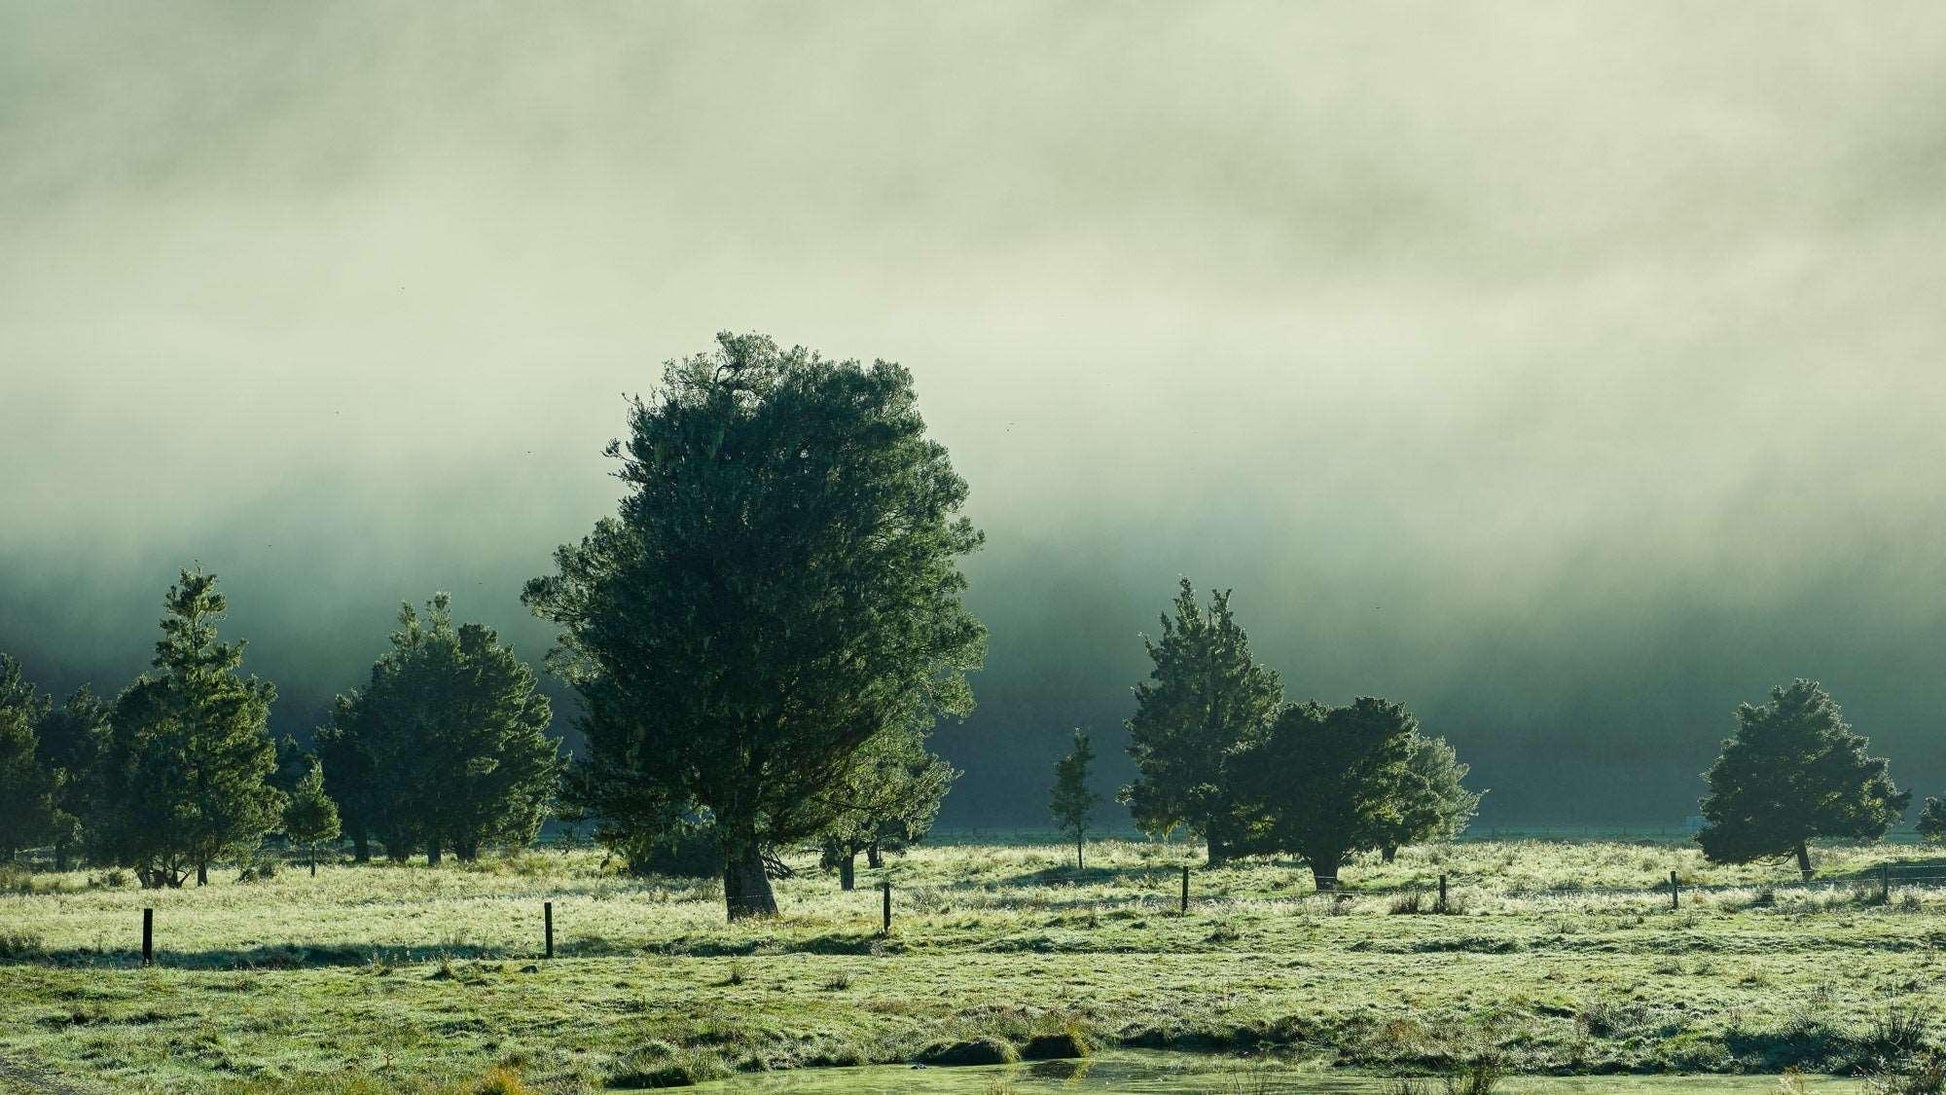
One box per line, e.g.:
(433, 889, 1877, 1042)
(1120, 578, 1282, 865)
(88, 570, 285, 888)
(0, 654, 60, 860)
(818, 720, 957, 890)
(1697, 679, 1908, 878)
(1373, 732, 1483, 861)
(1050, 728, 1100, 870)
(525, 333, 986, 919)
(316, 594, 559, 863)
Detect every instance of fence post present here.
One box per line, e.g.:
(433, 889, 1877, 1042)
(142, 907, 153, 967)
(1437, 874, 1448, 910)
(544, 901, 554, 960)
(880, 879, 891, 934)
(1882, 865, 1891, 903)
(1180, 866, 1190, 914)
(1670, 870, 1679, 910)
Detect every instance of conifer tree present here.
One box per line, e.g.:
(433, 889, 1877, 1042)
(319, 595, 560, 864)
(1697, 679, 1908, 879)
(89, 570, 285, 888)
(817, 722, 957, 890)
(35, 688, 109, 870)
(1119, 579, 1281, 865)
(282, 759, 341, 877)
(0, 655, 60, 860)
(1233, 697, 1418, 890)
(526, 333, 985, 919)
(1050, 728, 1100, 870)
(1373, 732, 1482, 862)
(1920, 797, 1946, 845)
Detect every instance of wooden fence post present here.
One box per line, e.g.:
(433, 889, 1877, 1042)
(142, 907, 153, 967)
(1670, 870, 1679, 910)
(1437, 874, 1448, 910)
(1882, 866, 1891, 903)
(1180, 866, 1189, 914)
(544, 901, 554, 960)
(880, 880, 891, 934)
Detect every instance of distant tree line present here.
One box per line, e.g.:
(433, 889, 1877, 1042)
(0, 332, 1931, 906)
(0, 572, 563, 887)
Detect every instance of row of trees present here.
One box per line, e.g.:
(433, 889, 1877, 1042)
(0, 574, 563, 886)
(1078, 579, 1481, 889)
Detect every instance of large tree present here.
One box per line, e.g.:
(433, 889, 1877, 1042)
(525, 333, 986, 919)
(35, 688, 109, 870)
(818, 721, 958, 890)
(0, 655, 60, 861)
(1697, 678, 1908, 879)
(88, 570, 286, 888)
(1050, 728, 1101, 871)
(1119, 579, 1282, 865)
(1234, 697, 1418, 890)
(317, 595, 560, 864)
(1372, 732, 1482, 862)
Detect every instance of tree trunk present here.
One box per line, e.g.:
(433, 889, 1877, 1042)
(1076, 835, 1085, 872)
(1796, 842, 1812, 881)
(53, 842, 68, 873)
(723, 840, 778, 920)
(1206, 836, 1229, 868)
(309, 847, 317, 878)
(352, 830, 370, 863)
(427, 840, 442, 867)
(1381, 845, 1398, 864)
(865, 840, 884, 870)
(196, 861, 208, 887)
(1312, 854, 1341, 892)
(839, 851, 856, 892)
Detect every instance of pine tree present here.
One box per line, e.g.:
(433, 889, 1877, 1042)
(1919, 797, 1946, 845)
(282, 759, 341, 877)
(817, 722, 957, 890)
(1373, 733, 1482, 862)
(1233, 698, 1418, 890)
(1697, 679, 1908, 879)
(1050, 729, 1100, 870)
(319, 595, 560, 864)
(526, 333, 986, 919)
(0, 655, 60, 860)
(89, 569, 285, 888)
(1119, 579, 1282, 865)
(35, 688, 109, 870)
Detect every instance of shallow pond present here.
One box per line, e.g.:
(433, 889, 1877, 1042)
(679, 1051, 1861, 1093)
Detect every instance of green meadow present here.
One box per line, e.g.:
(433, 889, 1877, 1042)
(2, 838, 1943, 1094)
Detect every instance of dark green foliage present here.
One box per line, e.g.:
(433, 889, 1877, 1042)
(316, 594, 560, 864)
(1374, 732, 1483, 860)
(0, 655, 60, 859)
(1697, 678, 1908, 877)
(34, 688, 109, 870)
(1119, 579, 1282, 865)
(525, 333, 986, 919)
(1050, 728, 1100, 869)
(282, 758, 340, 875)
(88, 570, 285, 888)
(1233, 697, 1419, 890)
(819, 721, 958, 889)
(1920, 797, 1946, 845)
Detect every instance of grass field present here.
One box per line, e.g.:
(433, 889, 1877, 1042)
(3, 838, 1945, 1094)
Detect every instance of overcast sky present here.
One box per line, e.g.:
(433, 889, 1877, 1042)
(6, 4, 1946, 825)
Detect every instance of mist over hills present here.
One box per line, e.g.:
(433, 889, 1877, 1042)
(6, 4, 1946, 830)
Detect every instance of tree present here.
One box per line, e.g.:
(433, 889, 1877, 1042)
(317, 595, 560, 864)
(1050, 728, 1101, 870)
(1373, 733, 1482, 862)
(1920, 797, 1946, 845)
(818, 721, 958, 890)
(283, 759, 341, 876)
(525, 333, 986, 919)
(0, 655, 60, 861)
(1697, 679, 1908, 879)
(1119, 579, 1282, 866)
(1233, 697, 1418, 890)
(35, 688, 110, 870)
(88, 569, 285, 888)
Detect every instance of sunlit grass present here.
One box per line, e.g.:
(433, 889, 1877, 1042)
(1, 838, 1943, 1092)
